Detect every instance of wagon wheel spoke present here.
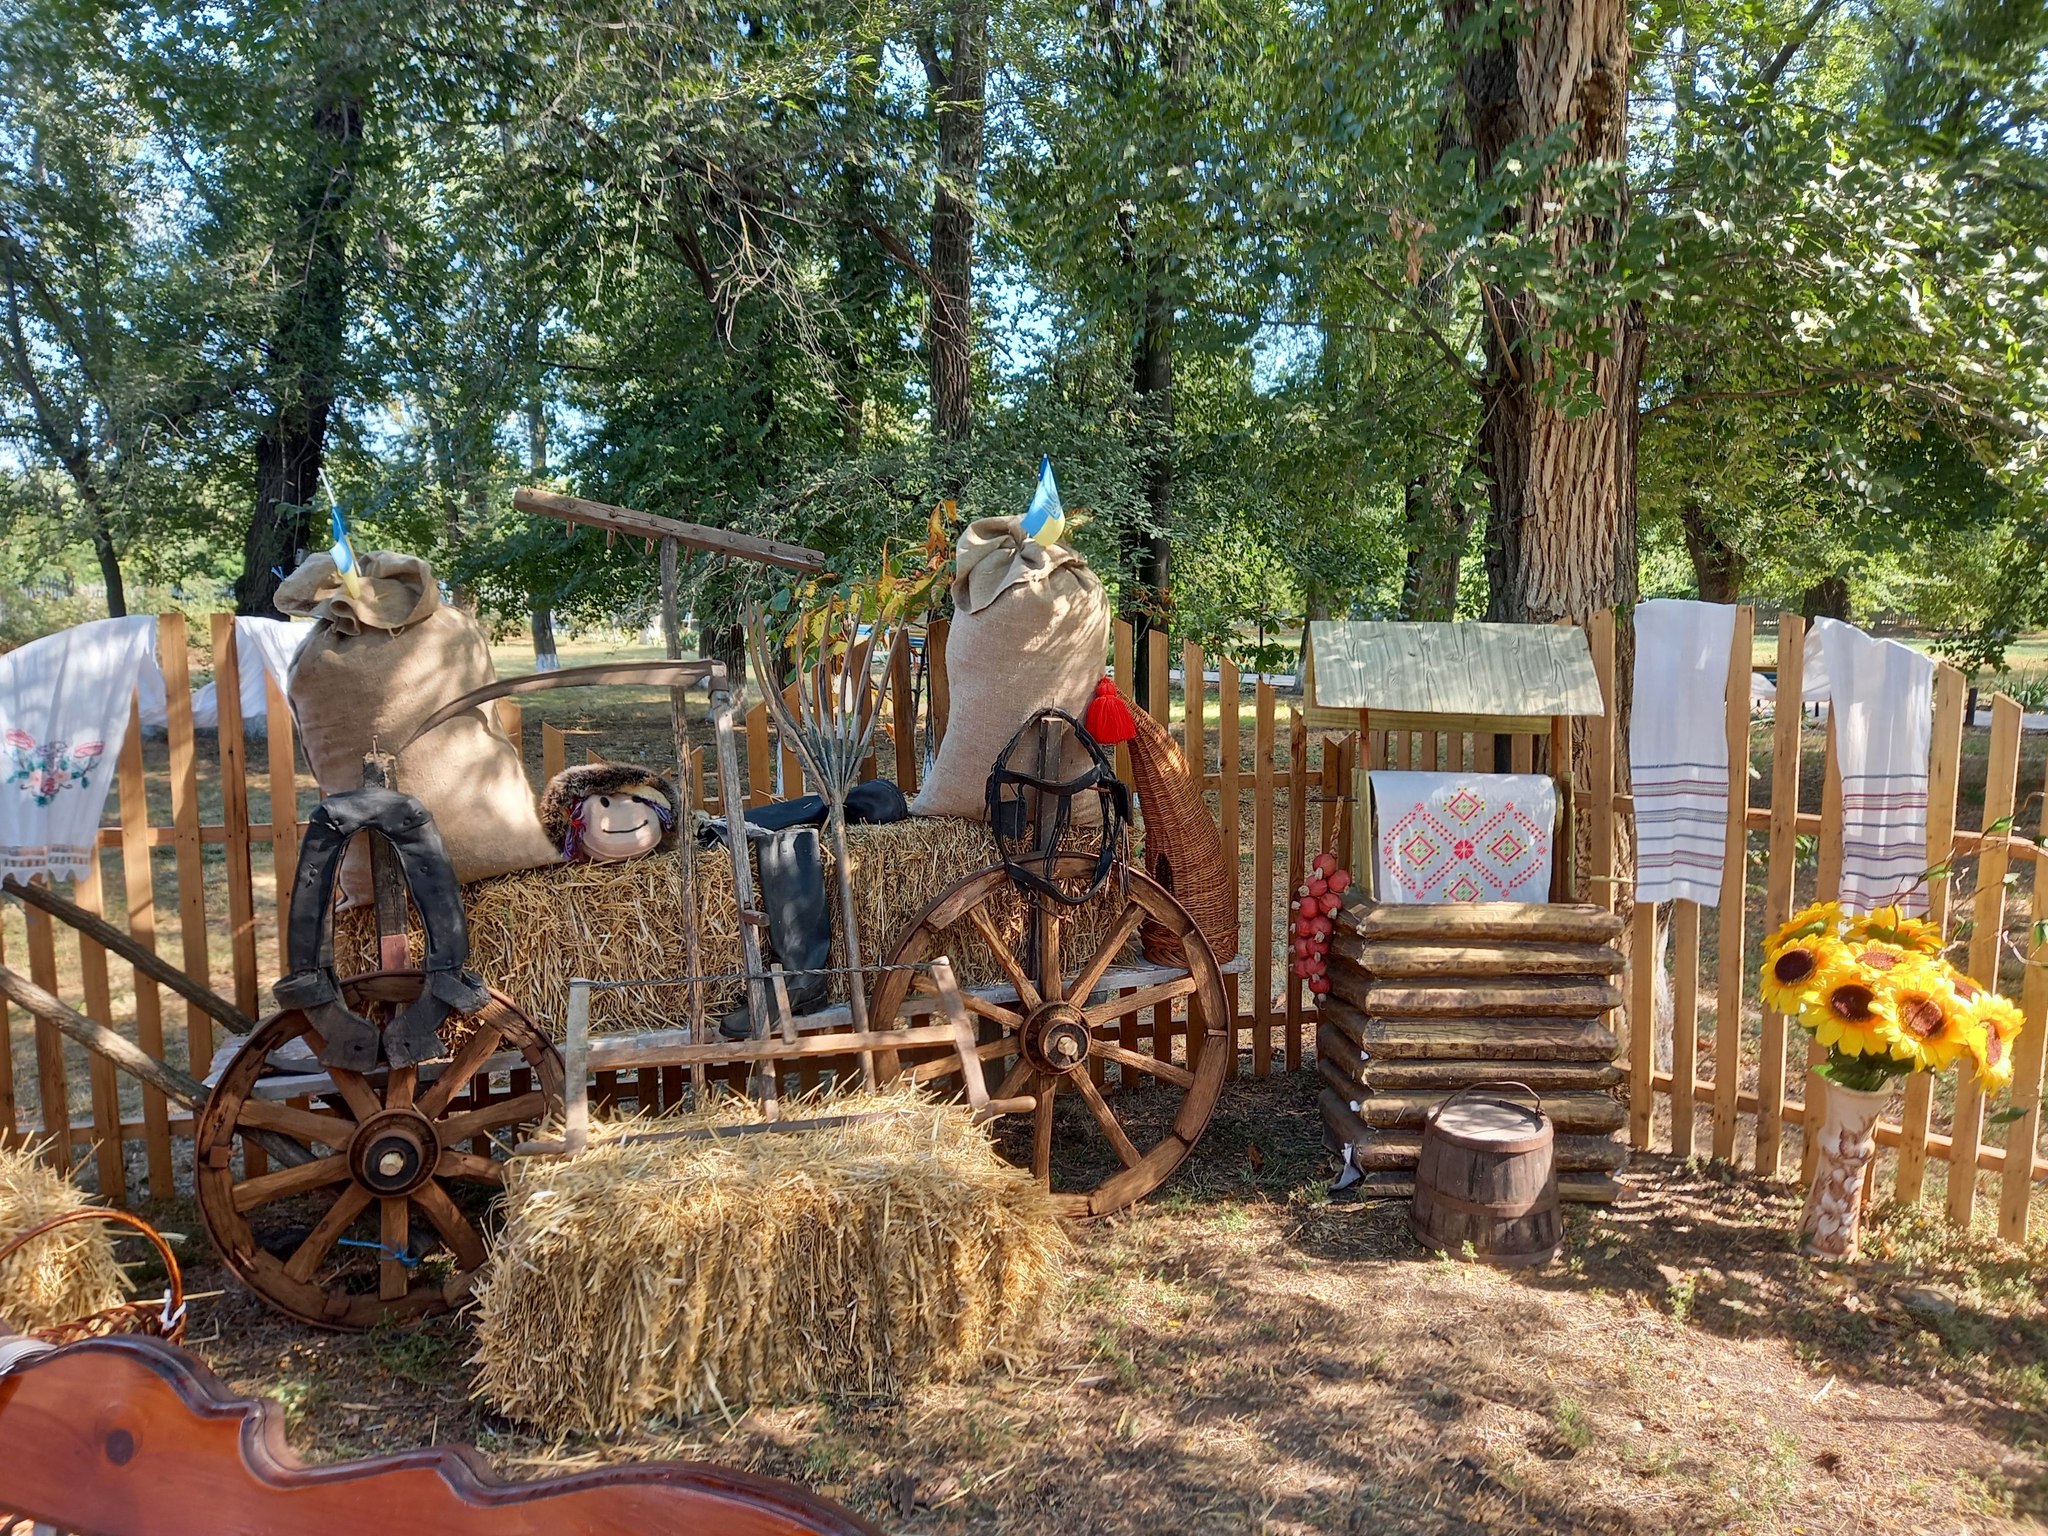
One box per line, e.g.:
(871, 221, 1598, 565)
(1090, 1038, 1196, 1091)
(1070, 1067, 1143, 1169)
(905, 1037, 1012, 1086)
(417, 1019, 506, 1118)
(236, 1098, 357, 1148)
(1032, 1075, 1057, 1185)
(992, 1053, 1037, 1106)
(324, 1067, 385, 1123)
(378, 1197, 411, 1302)
(1082, 974, 1198, 1028)
(956, 992, 1024, 1031)
(230, 1152, 352, 1212)
(385, 1064, 417, 1111)
(283, 1185, 374, 1284)
(432, 1091, 549, 1146)
(435, 1149, 506, 1186)
(963, 903, 1042, 1011)
(413, 1180, 489, 1271)
(1069, 901, 1146, 1002)
(1036, 905, 1063, 1002)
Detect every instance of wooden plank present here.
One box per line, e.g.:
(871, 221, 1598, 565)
(1252, 683, 1276, 1078)
(745, 702, 771, 807)
(1113, 620, 1136, 788)
(1341, 1053, 1624, 1092)
(1182, 641, 1204, 769)
(1712, 606, 1754, 1161)
(1350, 1086, 1626, 1135)
(1628, 901, 1656, 1148)
(1999, 743, 2048, 1241)
(159, 613, 211, 1071)
(1285, 710, 1308, 1074)
(1586, 609, 1617, 913)
(1320, 1110, 1630, 1174)
(1799, 717, 1845, 1187)
(0, 863, 14, 1144)
(1755, 614, 1805, 1176)
(1335, 734, 1358, 874)
(116, 696, 173, 1196)
(542, 722, 567, 786)
(265, 674, 301, 976)
(1332, 937, 1623, 977)
(1147, 628, 1169, 726)
(890, 636, 916, 790)
(1304, 620, 1606, 718)
(1334, 975, 1622, 1018)
(1320, 1002, 1619, 1062)
(1947, 693, 2021, 1226)
(212, 616, 260, 1022)
(1342, 902, 1624, 943)
(1218, 656, 1242, 1081)
(71, 843, 125, 1201)
(512, 486, 826, 572)
(24, 906, 69, 1162)
(1510, 733, 1534, 774)
(1670, 899, 1701, 1160)
(1896, 663, 1968, 1202)
(1319, 735, 1340, 858)
(927, 617, 951, 752)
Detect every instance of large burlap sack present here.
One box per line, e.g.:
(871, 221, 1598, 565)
(911, 517, 1110, 821)
(277, 551, 559, 905)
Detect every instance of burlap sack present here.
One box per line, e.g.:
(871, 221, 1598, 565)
(277, 551, 559, 905)
(910, 518, 1110, 821)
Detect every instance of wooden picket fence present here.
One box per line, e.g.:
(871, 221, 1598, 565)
(2, 608, 2042, 1240)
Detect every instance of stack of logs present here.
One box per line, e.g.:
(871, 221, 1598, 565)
(1317, 900, 1628, 1202)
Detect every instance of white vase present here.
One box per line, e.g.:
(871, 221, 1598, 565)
(1798, 1081, 1894, 1261)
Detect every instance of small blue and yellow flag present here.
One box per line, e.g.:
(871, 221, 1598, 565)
(328, 501, 363, 600)
(1021, 456, 1065, 547)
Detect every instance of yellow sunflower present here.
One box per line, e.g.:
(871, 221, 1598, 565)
(1760, 934, 1847, 1014)
(1765, 900, 1844, 953)
(1966, 994, 2023, 1093)
(1876, 962, 1974, 1072)
(1846, 940, 1912, 980)
(1850, 904, 1943, 956)
(1803, 969, 1901, 1057)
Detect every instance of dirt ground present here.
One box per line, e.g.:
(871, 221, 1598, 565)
(124, 1068, 2046, 1536)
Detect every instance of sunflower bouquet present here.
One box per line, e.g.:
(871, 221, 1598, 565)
(1759, 900, 2023, 1095)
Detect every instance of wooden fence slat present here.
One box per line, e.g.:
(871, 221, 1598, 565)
(116, 696, 173, 1197)
(496, 699, 523, 777)
(0, 915, 14, 1145)
(1183, 641, 1204, 768)
(891, 634, 917, 791)
(1218, 658, 1242, 1079)
(1147, 629, 1169, 727)
(1285, 710, 1307, 1074)
(1755, 615, 1805, 1175)
(160, 613, 211, 1072)
(1336, 733, 1357, 875)
(1586, 609, 1617, 914)
(745, 702, 771, 807)
(1671, 899, 1701, 1159)
(1800, 718, 1845, 1186)
(1113, 621, 1136, 788)
(1252, 684, 1276, 1078)
(1628, 901, 1656, 1149)
(1712, 607, 1753, 1160)
(1998, 745, 2048, 1241)
(542, 722, 568, 785)
(1319, 736, 1340, 858)
(1947, 694, 2022, 1226)
(212, 616, 259, 1021)
(72, 842, 125, 1201)
(25, 905, 68, 1161)
(266, 675, 301, 970)
(1896, 663, 1968, 1203)
(927, 617, 950, 753)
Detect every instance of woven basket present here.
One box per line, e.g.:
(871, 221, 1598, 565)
(1126, 706, 1238, 966)
(0, 1208, 186, 1345)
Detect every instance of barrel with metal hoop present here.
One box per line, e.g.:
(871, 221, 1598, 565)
(1409, 1081, 1560, 1267)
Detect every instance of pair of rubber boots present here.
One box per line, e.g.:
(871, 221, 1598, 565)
(718, 826, 830, 1040)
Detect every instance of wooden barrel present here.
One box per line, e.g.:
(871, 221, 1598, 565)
(1409, 1083, 1560, 1267)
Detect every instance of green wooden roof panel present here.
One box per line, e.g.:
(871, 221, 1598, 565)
(1306, 621, 1605, 718)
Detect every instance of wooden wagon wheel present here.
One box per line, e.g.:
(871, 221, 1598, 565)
(196, 970, 564, 1331)
(869, 855, 1229, 1219)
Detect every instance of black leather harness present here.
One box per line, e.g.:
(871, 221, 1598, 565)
(274, 788, 489, 1072)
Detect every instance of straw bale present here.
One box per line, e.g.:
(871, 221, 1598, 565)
(0, 1144, 125, 1333)
(470, 1086, 1068, 1432)
(336, 816, 1135, 1036)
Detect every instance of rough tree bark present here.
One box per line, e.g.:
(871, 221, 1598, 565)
(1678, 496, 1745, 602)
(235, 92, 362, 617)
(919, 0, 987, 451)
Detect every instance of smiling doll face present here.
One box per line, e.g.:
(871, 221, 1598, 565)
(572, 786, 670, 862)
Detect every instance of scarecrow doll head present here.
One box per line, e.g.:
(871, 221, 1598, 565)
(540, 763, 680, 864)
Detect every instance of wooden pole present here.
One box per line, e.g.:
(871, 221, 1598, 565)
(513, 487, 826, 574)
(1754, 615, 1805, 1176)
(1711, 606, 1753, 1161)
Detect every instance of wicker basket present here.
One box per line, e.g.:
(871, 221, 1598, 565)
(0, 1208, 186, 1346)
(1126, 705, 1238, 966)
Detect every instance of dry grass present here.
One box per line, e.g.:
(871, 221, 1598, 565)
(470, 1085, 1069, 1434)
(0, 1142, 125, 1332)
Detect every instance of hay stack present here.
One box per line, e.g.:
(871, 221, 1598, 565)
(0, 1144, 125, 1333)
(471, 1086, 1068, 1433)
(336, 816, 1134, 1036)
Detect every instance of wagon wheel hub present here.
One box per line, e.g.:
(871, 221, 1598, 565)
(1022, 1002, 1092, 1076)
(349, 1110, 441, 1197)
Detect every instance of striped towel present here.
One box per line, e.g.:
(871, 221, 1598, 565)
(1805, 618, 1934, 915)
(1630, 600, 1738, 905)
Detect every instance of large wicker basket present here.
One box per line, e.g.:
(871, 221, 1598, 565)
(1126, 705, 1238, 966)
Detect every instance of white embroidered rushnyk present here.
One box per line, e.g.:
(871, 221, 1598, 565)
(1805, 617, 1935, 916)
(139, 616, 310, 732)
(1, 616, 161, 882)
(1370, 771, 1558, 903)
(1630, 599, 1739, 905)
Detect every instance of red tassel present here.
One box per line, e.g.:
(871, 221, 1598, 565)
(1084, 676, 1136, 746)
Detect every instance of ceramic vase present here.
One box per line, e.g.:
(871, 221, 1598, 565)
(1798, 1081, 1893, 1260)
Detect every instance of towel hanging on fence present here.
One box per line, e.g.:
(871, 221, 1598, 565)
(1369, 771, 1557, 903)
(1804, 617, 1935, 916)
(139, 617, 311, 734)
(1, 616, 161, 882)
(1630, 599, 1739, 906)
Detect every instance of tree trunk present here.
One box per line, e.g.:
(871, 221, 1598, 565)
(1801, 573, 1849, 622)
(923, 0, 986, 451)
(1400, 463, 1476, 621)
(1129, 275, 1174, 701)
(235, 93, 361, 617)
(530, 606, 559, 672)
(1678, 496, 1744, 602)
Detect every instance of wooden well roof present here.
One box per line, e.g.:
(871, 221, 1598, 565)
(1305, 621, 1605, 719)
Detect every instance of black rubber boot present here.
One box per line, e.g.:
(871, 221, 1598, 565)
(720, 827, 832, 1039)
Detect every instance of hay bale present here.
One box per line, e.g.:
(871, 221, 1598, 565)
(0, 1144, 125, 1333)
(470, 1086, 1068, 1433)
(336, 816, 1134, 1035)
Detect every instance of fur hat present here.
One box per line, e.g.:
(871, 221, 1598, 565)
(539, 763, 681, 860)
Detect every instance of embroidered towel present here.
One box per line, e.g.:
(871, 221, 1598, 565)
(1630, 599, 1739, 905)
(139, 617, 310, 733)
(1370, 772, 1557, 903)
(1805, 617, 1935, 916)
(1, 616, 160, 881)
